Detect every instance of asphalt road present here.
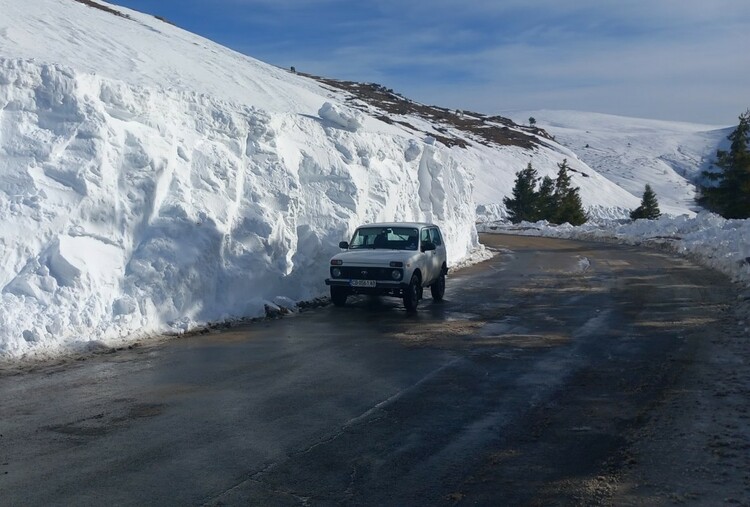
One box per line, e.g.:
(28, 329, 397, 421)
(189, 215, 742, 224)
(0, 234, 740, 506)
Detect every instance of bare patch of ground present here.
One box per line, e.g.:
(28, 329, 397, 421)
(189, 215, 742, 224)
(71, 0, 130, 19)
(299, 76, 554, 150)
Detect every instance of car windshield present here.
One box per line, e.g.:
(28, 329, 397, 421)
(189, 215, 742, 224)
(349, 227, 419, 250)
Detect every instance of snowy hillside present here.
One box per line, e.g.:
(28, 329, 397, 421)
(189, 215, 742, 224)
(301, 79, 644, 222)
(506, 110, 730, 216)
(0, 0, 730, 360)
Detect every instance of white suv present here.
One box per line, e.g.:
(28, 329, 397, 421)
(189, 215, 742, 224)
(325, 222, 448, 311)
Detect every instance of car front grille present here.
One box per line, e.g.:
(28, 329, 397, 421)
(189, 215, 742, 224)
(332, 266, 401, 280)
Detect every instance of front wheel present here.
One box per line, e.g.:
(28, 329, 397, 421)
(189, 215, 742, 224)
(330, 286, 348, 307)
(430, 273, 445, 301)
(403, 274, 420, 312)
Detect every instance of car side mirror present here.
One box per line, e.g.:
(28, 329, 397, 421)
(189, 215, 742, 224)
(421, 241, 436, 252)
(339, 241, 349, 249)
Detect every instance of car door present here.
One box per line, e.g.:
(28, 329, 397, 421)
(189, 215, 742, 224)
(419, 227, 436, 284)
(429, 227, 444, 278)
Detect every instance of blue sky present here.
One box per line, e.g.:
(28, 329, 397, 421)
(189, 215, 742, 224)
(113, 0, 749, 125)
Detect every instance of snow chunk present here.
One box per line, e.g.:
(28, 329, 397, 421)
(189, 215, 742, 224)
(576, 256, 591, 273)
(404, 140, 421, 162)
(318, 102, 363, 131)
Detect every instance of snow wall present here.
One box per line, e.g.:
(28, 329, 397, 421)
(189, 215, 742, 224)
(0, 59, 478, 359)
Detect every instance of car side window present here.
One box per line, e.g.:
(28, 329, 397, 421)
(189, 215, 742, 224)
(430, 228, 442, 246)
(420, 228, 430, 244)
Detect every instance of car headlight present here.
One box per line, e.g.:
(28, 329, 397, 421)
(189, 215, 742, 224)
(391, 269, 402, 280)
(332, 268, 342, 278)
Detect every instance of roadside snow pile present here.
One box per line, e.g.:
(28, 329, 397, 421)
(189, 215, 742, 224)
(0, 58, 479, 359)
(479, 213, 750, 287)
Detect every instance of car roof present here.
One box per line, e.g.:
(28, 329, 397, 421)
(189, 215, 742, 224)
(356, 222, 437, 229)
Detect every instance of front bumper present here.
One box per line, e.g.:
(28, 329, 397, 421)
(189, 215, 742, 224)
(325, 279, 408, 290)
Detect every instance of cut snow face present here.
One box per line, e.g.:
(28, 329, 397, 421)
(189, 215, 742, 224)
(0, 57, 479, 359)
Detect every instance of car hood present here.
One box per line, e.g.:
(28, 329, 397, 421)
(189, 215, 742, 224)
(331, 249, 421, 267)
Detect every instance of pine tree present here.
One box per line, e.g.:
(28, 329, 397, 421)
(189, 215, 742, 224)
(556, 189, 587, 225)
(630, 184, 661, 220)
(552, 159, 587, 225)
(503, 162, 540, 223)
(554, 158, 573, 196)
(698, 109, 750, 218)
(536, 176, 556, 221)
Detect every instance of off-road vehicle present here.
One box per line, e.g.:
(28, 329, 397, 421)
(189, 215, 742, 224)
(325, 222, 448, 311)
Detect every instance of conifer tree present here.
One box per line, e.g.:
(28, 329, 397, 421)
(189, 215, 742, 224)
(554, 158, 573, 196)
(536, 176, 556, 221)
(630, 184, 661, 220)
(698, 109, 750, 218)
(503, 162, 540, 223)
(552, 159, 587, 225)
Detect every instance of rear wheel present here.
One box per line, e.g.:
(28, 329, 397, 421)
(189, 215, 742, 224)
(330, 286, 348, 307)
(430, 272, 445, 301)
(403, 274, 420, 312)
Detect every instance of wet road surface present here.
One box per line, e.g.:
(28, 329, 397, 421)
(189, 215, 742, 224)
(0, 234, 738, 505)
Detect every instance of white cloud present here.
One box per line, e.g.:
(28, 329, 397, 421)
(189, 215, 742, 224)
(209, 0, 750, 123)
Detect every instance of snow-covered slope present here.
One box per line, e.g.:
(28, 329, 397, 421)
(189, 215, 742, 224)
(466, 140, 641, 222)
(0, 0, 330, 114)
(506, 110, 730, 216)
(0, 0, 729, 360)
(304, 79, 646, 222)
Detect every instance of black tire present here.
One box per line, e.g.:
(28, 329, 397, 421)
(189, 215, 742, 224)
(330, 286, 348, 307)
(403, 274, 420, 312)
(430, 272, 445, 301)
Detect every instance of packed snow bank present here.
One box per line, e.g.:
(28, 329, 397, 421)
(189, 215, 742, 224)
(0, 58, 479, 359)
(479, 213, 750, 287)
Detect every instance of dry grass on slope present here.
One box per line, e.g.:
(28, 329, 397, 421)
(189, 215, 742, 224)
(71, 0, 130, 19)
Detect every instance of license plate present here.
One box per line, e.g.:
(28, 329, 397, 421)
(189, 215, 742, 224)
(350, 279, 376, 287)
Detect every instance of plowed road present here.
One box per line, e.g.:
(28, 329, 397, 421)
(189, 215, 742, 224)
(2, 234, 748, 506)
